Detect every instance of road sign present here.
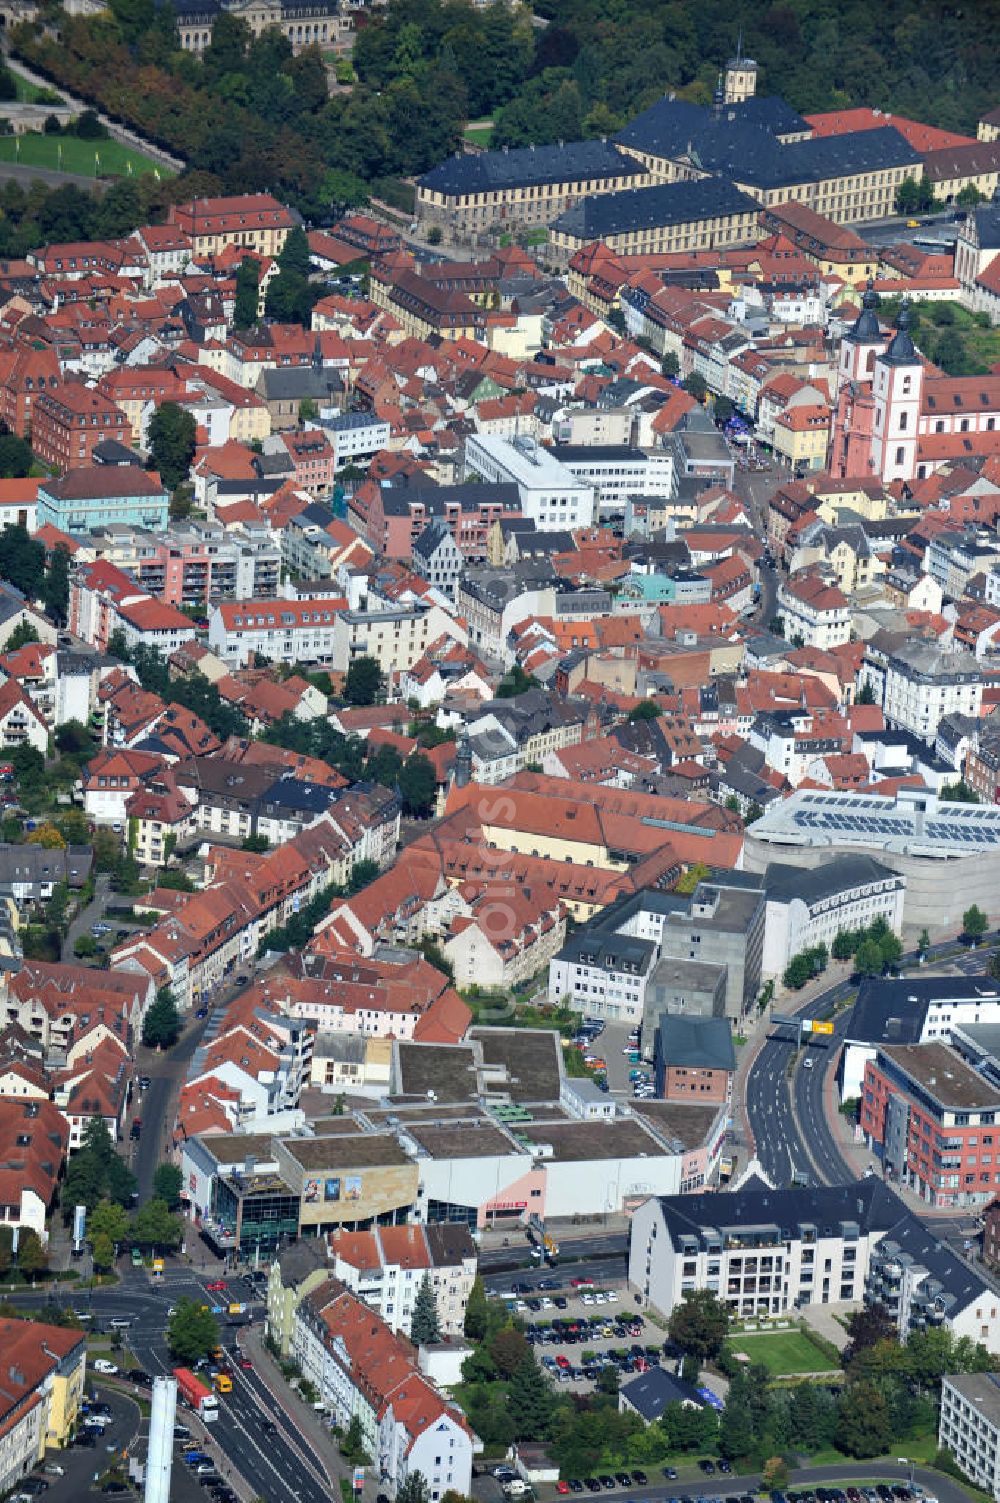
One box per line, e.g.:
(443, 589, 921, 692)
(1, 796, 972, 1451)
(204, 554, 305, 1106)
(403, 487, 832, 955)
(809, 1020, 834, 1035)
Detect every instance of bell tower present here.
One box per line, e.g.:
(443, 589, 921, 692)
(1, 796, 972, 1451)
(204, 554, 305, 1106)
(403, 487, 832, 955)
(724, 31, 757, 104)
(836, 279, 886, 393)
(871, 301, 923, 484)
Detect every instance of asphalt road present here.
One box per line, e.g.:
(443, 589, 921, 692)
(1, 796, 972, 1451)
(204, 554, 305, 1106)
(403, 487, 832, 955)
(479, 1231, 628, 1273)
(62, 873, 111, 962)
(133, 976, 259, 1206)
(746, 939, 1000, 1190)
(24, 1268, 334, 1503)
(483, 1256, 627, 1294)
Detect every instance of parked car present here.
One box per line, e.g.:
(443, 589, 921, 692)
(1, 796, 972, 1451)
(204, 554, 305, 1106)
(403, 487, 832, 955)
(93, 1360, 119, 1375)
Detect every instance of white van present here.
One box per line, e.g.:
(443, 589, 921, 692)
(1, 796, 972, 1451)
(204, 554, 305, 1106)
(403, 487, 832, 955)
(109, 1317, 132, 1330)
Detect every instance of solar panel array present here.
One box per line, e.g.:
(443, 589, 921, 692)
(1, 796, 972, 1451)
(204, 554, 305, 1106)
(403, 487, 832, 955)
(781, 792, 1000, 853)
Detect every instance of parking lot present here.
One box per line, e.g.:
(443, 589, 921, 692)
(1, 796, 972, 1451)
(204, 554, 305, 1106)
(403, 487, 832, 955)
(569, 1020, 650, 1099)
(488, 1471, 934, 1503)
(500, 1284, 678, 1395)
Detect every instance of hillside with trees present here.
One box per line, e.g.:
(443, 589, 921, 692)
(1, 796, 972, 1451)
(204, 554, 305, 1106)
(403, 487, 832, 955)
(11, 0, 999, 215)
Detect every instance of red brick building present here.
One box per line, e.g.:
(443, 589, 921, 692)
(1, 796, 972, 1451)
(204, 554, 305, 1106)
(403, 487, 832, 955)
(861, 1040, 1000, 1208)
(653, 1015, 736, 1106)
(350, 479, 521, 561)
(0, 345, 61, 439)
(31, 382, 129, 473)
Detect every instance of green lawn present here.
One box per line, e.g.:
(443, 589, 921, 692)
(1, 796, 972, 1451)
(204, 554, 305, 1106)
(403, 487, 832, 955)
(13, 76, 62, 104)
(0, 131, 167, 178)
(724, 1329, 839, 1374)
(464, 124, 493, 148)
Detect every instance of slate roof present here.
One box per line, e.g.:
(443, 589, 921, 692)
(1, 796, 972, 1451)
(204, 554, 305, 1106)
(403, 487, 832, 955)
(616, 94, 919, 188)
(419, 139, 644, 196)
(652, 1174, 900, 1245)
(551, 178, 759, 241)
(621, 1367, 707, 1422)
(846, 976, 1000, 1047)
(656, 1014, 736, 1072)
(763, 854, 900, 905)
(379, 481, 520, 517)
(971, 205, 1000, 251)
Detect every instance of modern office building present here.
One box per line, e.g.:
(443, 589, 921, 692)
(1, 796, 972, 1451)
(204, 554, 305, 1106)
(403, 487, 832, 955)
(862, 1040, 1000, 1207)
(463, 434, 596, 531)
(550, 444, 674, 519)
(550, 879, 765, 1027)
(939, 1373, 1000, 1500)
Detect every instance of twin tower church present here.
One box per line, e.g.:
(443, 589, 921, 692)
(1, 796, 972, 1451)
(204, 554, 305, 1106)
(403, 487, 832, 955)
(829, 284, 1000, 484)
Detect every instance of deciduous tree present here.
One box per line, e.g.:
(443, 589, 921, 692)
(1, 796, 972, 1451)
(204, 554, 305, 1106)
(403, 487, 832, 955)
(167, 1297, 219, 1364)
(666, 1288, 729, 1364)
(964, 904, 988, 942)
(835, 1379, 892, 1458)
(148, 402, 197, 491)
(152, 1163, 183, 1210)
(398, 753, 436, 817)
(142, 987, 182, 1049)
(344, 655, 382, 706)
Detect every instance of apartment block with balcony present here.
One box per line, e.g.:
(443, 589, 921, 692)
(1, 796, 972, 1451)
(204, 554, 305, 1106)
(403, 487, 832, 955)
(630, 1176, 1000, 1346)
(861, 1040, 1000, 1208)
(37, 467, 168, 534)
(90, 521, 281, 608)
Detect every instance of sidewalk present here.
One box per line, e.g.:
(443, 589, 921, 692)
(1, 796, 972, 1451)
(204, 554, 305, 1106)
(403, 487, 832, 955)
(238, 1323, 350, 1493)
